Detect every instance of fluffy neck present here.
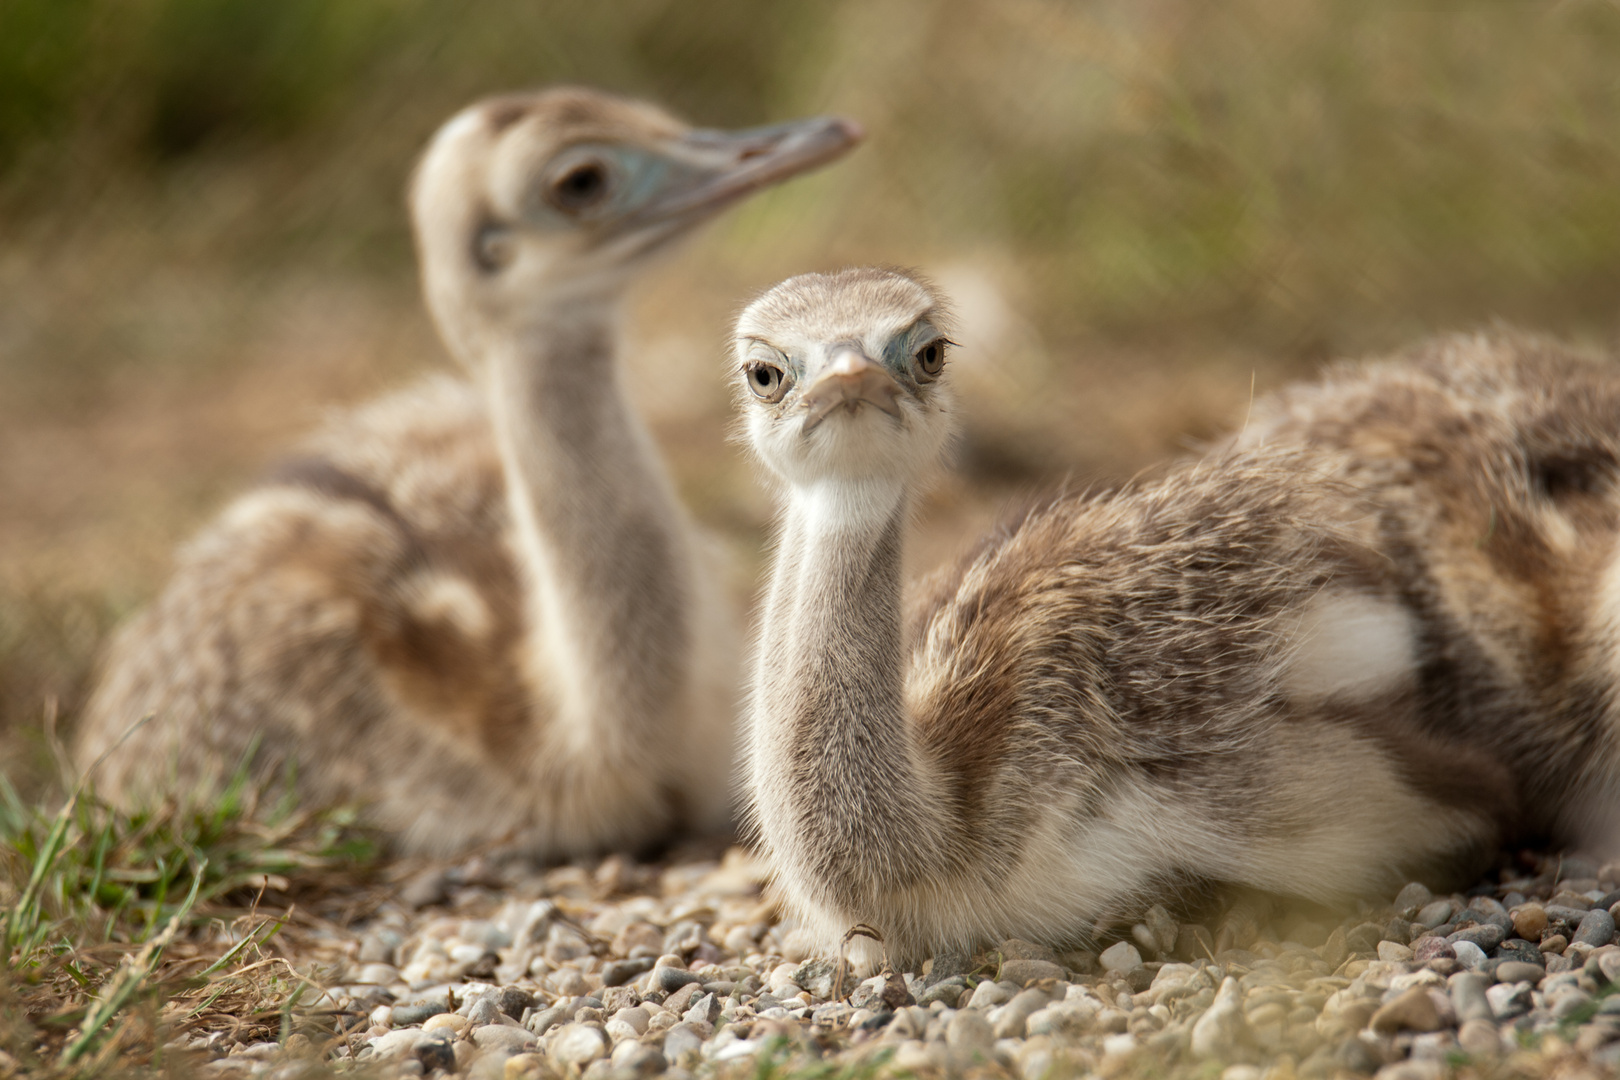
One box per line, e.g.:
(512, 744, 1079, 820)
(747, 477, 951, 915)
(485, 298, 694, 760)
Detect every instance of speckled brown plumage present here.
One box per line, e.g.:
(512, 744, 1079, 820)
(1231, 330, 1620, 855)
(735, 269, 1611, 970)
(73, 88, 861, 857)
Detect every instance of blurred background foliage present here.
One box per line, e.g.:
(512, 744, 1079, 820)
(4, 0, 1620, 791)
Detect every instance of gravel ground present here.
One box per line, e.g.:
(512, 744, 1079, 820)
(185, 847, 1620, 1080)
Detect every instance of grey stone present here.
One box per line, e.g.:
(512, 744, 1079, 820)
(790, 959, 835, 999)
(1099, 941, 1143, 973)
(992, 988, 1051, 1039)
(392, 1000, 449, 1027)
(924, 952, 972, 987)
(466, 997, 502, 1026)
(499, 986, 536, 1019)
(916, 977, 966, 1007)
(1492, 960, 1546, 985)
(515, 900, 559, 946)
(1576, 909, 1617, 948)
(473, 1025, 538, 1053)
(1547, 904, 1592, 927)
(966, 980, 1012, 1009)
(527, 1004, 570, 1036)
(1552, 990, 1595, 1021)
(551, 1024, 608, 1067)
(369, 1028, 424, 1058)
(414, 1033, 456, 1074)
(1494, 939, 1544, 966)
(946, 1009, 995, 1055)
(1395, 882, 1434, 916)
(1448, 924, 1506, 952)
(1191, 976, 1247, 1057)
(682, 993, 720, 1026)
(464, 1052, 513, 1080)
(1600, 950, 1620, 986)
(1001, 959, 1065, 986)
(998, 939, 1061, 963)
(400, 870, 451, 910)
(653, 965, 702, 994)
(358, 928, 405, 965)
(848, 976, 888, 1011)
(1412, 936, 1455, 963)
(1415, 900, 1455, 929)
(661, 983, 702, 1016)
(1453, 940, 1488, 970)
(1450, 973, 1492, 1023)
(1346, 923, 1385, 954)
(612, 1043, 666, 1076)
(663, 1023, 705, 1065)
(601, 958, 654, 987)
(1486, 982, 1534, 1021)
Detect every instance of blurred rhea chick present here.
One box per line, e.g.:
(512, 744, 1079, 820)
(733, 268, 1551, 969)
(73, 88, 860, 857)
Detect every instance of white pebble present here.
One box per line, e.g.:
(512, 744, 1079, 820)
(1099, 941, 1143, 973)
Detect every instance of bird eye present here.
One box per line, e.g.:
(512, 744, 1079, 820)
(745, 362, 789, 403)
(547, 159, 613, 213)
(914, 338, 949, 379)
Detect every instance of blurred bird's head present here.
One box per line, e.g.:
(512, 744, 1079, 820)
(411, 86, 861, 361)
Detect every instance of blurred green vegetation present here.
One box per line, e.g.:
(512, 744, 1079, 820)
(5, 0, 1620, 802)
(3, 0, 1618, 348)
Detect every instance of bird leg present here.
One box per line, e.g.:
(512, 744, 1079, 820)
(832, 923, 885, 1001)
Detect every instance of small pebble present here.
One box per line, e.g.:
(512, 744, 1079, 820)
(1001, 959, 1065, 986)
(551, 1024, 608, 1066)
(422, 1013, 468, 1035)
(1098, 941, 1142, 973)
(472, 1024, 538, 1053)
(1452, 940, 1487, 969)
(1485, 981, 1534, 1021)
(1576, 909, 1617, 949)
(1371, 987, 1442, 1034)
(1378, 941, 1415, 963)
(1394, 882, 1434, 915)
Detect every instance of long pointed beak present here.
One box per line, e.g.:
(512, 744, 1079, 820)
(628, 115, 863, 227)
(801, 351, 903, 433)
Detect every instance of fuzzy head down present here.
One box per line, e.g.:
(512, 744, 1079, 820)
(733, 267, 959, 491)
(411, 86, 861, 365)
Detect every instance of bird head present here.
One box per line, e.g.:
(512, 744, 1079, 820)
(733, 268, 958, 489)
(410, 87, 862, 361)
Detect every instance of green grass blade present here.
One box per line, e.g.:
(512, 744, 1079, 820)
(60, 855, 207, 1065)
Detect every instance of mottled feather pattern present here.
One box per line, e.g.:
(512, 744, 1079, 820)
(739, 270, 1602, 969)
(71, 88, 825, 857)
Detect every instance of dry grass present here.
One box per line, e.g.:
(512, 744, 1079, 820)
(0, 763, 383, 1078)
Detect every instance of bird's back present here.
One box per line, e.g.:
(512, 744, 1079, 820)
(1233, 331, 1620, 845)
(75, 375, 545, 851)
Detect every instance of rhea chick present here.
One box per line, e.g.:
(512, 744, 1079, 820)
(74, 88, 860, 857)
(734, 268, 1530, 969)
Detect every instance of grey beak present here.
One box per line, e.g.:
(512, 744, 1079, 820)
(801, 351, 903, 433)
(628, 115, 863, 227)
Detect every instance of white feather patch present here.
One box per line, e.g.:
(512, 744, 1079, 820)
(1282, 591, 1419, 701)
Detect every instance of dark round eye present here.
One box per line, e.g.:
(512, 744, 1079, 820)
(915, 339, 948, 377)
(548, 160, 612, 212)
(746, 362, 789, 403)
